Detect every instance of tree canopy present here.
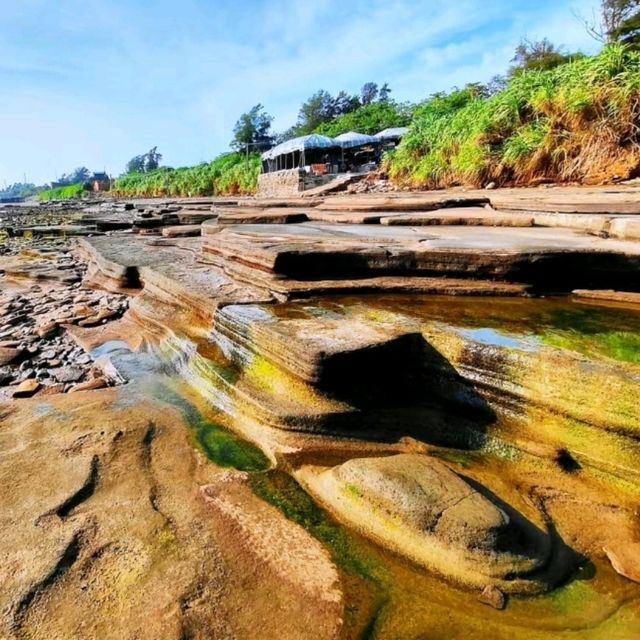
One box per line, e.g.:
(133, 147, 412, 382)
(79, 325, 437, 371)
(126, 147, 163, 174)
(57, 167, 91, 185)
(508, 38, 583, 76)
(231, 104, 274, 151)
(280, 82, 395, 140)
(579, 0, 640, 45)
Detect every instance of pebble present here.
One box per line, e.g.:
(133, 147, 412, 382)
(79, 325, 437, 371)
(52, 366, 85, 383)
(478, 585, 506, 610)
(0, 242, 128, 397)
(69, 377, 108, 393)
(0, 347, 21, 366)
(12, 379, 40, 398)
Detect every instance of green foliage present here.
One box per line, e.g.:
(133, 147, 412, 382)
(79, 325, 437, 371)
(231, 104, 273, 151)
(315, 101, 412, 137)
(126, 146, 162, 174)
(388, 44, 640, 188)
(282, 82, 392, 139)
(113, 151, 260, 196)
(508, 38, 584, 77)
(0, 182, 38, 198)
(38, 182, 86, 200)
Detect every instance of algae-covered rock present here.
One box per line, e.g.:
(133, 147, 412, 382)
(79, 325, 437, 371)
(299, 454, 555, 593)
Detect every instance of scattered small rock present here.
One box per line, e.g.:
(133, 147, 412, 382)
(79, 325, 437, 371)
(69, 377, 108, 393)
(12, 378, 41, 398)
(0, 347, 21, 366)
(35, 321, 59, 339)
(478, 584, 506, 610)
(52, 365, 85, 383)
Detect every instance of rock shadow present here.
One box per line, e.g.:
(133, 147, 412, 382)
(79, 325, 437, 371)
(459, 474, 583, 586)
(315, 335, 496, 449)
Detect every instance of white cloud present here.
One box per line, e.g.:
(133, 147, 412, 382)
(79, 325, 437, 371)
(0, 0, 603, 184)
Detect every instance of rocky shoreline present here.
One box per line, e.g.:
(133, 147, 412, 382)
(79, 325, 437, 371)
(1, 187, 640, 639)
(0, 241, 128, 399)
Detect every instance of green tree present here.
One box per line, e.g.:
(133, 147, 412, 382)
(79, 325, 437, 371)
(508, 38, 580, 76)
(125, 147, 162, 174)
(579, 1, 640, 45)
(126, 155, 145, 174)
(360, 82, 379, 105)
(378, 82, 392, 102)
(332, 90, 360, 116)
(296, 90, 336, 134)
(315, 100, 412, 137)
(231, 104, 274, 151)
(145, 146, 162, 172)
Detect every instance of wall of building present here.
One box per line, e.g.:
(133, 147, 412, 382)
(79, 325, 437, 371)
(257, 169, 303, 197)
(257, 168, 339, 197)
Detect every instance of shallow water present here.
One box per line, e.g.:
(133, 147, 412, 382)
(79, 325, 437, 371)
(96, 295, 640, 638)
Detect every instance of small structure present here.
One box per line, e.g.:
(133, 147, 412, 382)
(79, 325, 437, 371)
(90, 172, 112, 192)
(258, 134, 342, 196)
(257, 129, 403, 196)
(335, 131, 380, 173)
(375, 127, 409, 151)
(261, 134, 340, 173)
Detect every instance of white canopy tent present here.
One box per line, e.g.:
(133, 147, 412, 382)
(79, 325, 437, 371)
(375, 127, 409, 140)
(334, 131, 379, 149)
(261, 134, 339, 171)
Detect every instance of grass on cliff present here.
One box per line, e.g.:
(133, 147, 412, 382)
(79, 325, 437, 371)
(388, 44, 640, 188)
(112, 152, 260, 197)
(38, 183, 86, 200)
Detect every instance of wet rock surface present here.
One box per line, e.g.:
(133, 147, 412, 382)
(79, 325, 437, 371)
(1, 187, 640, 639)
(299, 454, 555, 593)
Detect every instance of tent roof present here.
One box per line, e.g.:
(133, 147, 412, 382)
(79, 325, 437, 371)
(375, 127, 409, 140)
(334, 131, 379, 148)
(262, 134, 338, 160)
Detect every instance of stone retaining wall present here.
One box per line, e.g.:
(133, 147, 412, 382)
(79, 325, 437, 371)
(257, 169, 338, 197)
(257, 170, 303, 197)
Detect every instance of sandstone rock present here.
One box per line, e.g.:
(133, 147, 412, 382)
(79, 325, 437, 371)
(35, 321, 59, 339)
(71, 304, 93, 317)
(604, 543, 640, 583)
(12, 379, 40, 398)
(0, 347, 21, 366)
(51, 366, 85, 383)
(299, 454, 553, 593)
(479, 585, 506, 610)
(0, 340, 21, 348)
(78, 307, 117, 327)
(40, 383, 66, 395)
(69, 377, 107, 393)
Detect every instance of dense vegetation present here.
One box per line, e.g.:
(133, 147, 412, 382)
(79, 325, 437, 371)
(388, 44, 640, 188)
(112, 152, 260, 197)
(0, 182, 38, 199)
(315, 101, 412, 137)
(98, 2, 640, 196)
(38, 182, 86, 200)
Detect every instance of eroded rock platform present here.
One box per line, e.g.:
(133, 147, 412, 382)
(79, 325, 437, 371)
(2, 186, 640, 639)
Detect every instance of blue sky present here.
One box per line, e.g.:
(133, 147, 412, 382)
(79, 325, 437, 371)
(0, 0, 600, 185)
